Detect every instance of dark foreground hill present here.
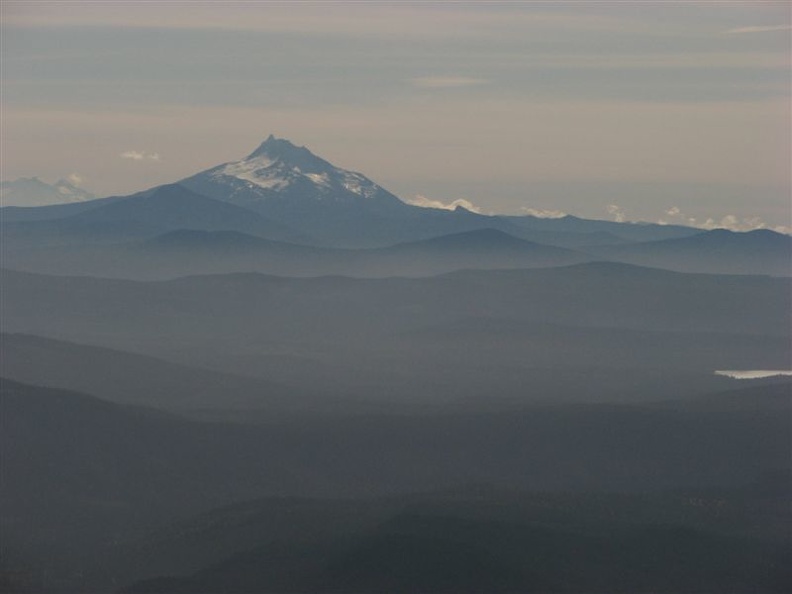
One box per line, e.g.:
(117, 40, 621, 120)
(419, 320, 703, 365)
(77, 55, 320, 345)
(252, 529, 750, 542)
(123, 490, 790, 594)
(2, 378, 789, 592)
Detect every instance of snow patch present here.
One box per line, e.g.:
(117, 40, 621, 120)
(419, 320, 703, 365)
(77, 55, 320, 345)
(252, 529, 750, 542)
(341, 172, 377, 198)
(217, 156, 288, 190)
(304, 172, 331, 188)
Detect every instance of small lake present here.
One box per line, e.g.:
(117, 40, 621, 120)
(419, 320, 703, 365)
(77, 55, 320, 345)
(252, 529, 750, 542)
(714, 370, 792, 380)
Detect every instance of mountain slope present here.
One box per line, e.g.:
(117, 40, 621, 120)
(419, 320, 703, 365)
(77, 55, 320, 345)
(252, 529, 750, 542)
(1, 194, 125, 222)
(0, 333, 337, 414)
(62, 183, 297, 240)
(1, 184, 300, 249)
(365, 228, 591, 275)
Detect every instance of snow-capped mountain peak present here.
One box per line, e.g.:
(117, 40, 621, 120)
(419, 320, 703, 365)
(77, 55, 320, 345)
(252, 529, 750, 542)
(180, 136, 407, 210)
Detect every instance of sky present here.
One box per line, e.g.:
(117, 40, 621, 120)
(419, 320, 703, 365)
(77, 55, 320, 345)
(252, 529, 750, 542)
(1, 1, 790, 231)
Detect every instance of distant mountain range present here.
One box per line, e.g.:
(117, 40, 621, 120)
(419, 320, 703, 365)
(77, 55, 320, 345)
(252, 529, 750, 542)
(2, 135, 789, 277)
(589, 228, 792, 276)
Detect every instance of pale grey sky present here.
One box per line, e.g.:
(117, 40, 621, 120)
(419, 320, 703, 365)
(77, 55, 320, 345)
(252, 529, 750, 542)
(1, 1, 790, 230)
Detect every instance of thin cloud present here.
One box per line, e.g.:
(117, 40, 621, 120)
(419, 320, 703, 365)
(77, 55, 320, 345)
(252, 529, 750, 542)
(120, 150, 161, 161)
(411, 77, 487, 89)
(606, 204, 626, 223)
(3, 4, 637, 41)
(406, 194, 482, 213)
(67, 173, 84, 186)
(724, 25, 792, 34)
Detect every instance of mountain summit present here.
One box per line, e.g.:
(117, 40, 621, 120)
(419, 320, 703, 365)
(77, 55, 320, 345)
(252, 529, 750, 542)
(179, 136, 408, 217)
(246, 134, 323, 164)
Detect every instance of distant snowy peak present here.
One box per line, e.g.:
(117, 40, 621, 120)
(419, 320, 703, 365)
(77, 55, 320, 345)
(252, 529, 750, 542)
(214, 136, 382, 199)
(181, 136, 404, 211)
(1, 177, 96, 207)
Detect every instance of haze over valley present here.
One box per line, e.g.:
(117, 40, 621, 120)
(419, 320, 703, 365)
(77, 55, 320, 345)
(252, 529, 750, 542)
(2, 134, 790, 593)
(1, 3, 790, 593)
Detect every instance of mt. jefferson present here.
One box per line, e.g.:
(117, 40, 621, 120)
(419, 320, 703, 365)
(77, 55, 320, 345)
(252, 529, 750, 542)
(180, 135, 409, 216)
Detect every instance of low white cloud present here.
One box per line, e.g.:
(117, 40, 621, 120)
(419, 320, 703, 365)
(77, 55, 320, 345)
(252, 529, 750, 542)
(665, 206, 681, 217)
(120, 150, 161, 161)
(724, 25, 792, 34)
(658, 205, 791, 234)
(520, 207, 567, 219)
(411, 77, 487, 89)
(699, 215, 765, 232)
(120, 151, 144, 160)
(67, 173, 84, 186)
(406, 194, 482, 213)
(606, 204, 626, 223)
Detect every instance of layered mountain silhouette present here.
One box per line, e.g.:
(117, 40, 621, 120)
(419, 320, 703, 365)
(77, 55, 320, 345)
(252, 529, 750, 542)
(3, 265, 788, 408)
(0, 333, 336, 414)
(591, 228, 792, 276)
(177, 136, 703, 248)
(2, 135, 788, 276)
(2, 135, 790, 594)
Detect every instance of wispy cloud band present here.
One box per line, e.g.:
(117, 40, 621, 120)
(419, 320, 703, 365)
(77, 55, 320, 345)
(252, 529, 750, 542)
(724, 25, 792, 34)
(411, 77, 487, 89)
